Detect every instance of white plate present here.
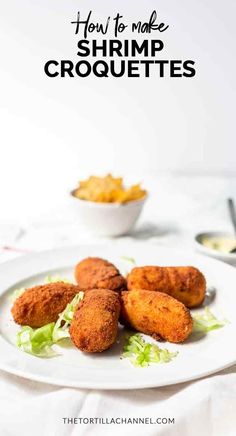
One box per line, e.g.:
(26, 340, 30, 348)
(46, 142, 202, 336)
(0, 243, 235, 390)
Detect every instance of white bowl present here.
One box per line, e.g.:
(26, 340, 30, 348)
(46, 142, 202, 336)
(194, 231, 236, 266)
(70, 191, 147, 237)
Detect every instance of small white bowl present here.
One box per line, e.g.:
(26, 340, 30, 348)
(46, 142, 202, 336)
(194, 231, 236, 266)
(70, 191, 147, 237)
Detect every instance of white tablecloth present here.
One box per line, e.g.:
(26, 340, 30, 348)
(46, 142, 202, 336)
(1, 175, 236, 436)
(0, 366, 236, 436)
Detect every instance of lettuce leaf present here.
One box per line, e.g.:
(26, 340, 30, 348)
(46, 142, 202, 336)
(44, 275, 71, 284)
(192, 307, 228, 333)
(16, 292, 84, 357)
(16, 323, 57, 357)
(121, 256, 136, 265)
(122, 333, 178, 367)
(52, 292, 84, 342)
(10, 288, 25, 302)
(120, 256, 136, 276)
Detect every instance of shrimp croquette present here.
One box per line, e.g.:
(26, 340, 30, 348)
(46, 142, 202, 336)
(127, 266, 206, 308)
(74, 257, 126, 292)
(120, 289, 193, 343)
(70, 289, 120, 352)
(11, 282, 80, 328)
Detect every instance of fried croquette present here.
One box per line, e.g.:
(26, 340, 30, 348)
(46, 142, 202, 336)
(127, 266, 206, 308)
(69, 289, 120, 352)
(120, 289, 193, 343)
(11, 282, 80, 328)
(74, 257, 126, 292)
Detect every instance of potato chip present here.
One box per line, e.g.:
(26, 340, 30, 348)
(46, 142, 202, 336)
(73, 174, 146, 204)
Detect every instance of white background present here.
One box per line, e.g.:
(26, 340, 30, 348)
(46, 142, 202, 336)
(0, 0, 236, 223)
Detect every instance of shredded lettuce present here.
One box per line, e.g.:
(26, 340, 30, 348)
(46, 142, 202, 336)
(16, 292, 84, 357)
(193, 307, 228, 333)
(16, 323, 57, 357)
(52, 292, 84, 342)
(44, 275, 71, 284)
(120, 256, 136, 276)
(122, 333, 178, 367)
(121, 256, 136, 265)
(10, 288, 25, 302)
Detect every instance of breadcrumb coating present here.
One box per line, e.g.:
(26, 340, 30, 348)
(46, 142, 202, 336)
(70, 289, 120, 352)
(120, 289, 193, 343)
(127, 266, 206, 308)
(74, 257, 126, 292)
(11, 282, 80, 328)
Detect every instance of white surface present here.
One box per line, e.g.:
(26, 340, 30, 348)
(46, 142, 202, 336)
(0, 0, 236, 224)
(1, 245, 235, 390)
